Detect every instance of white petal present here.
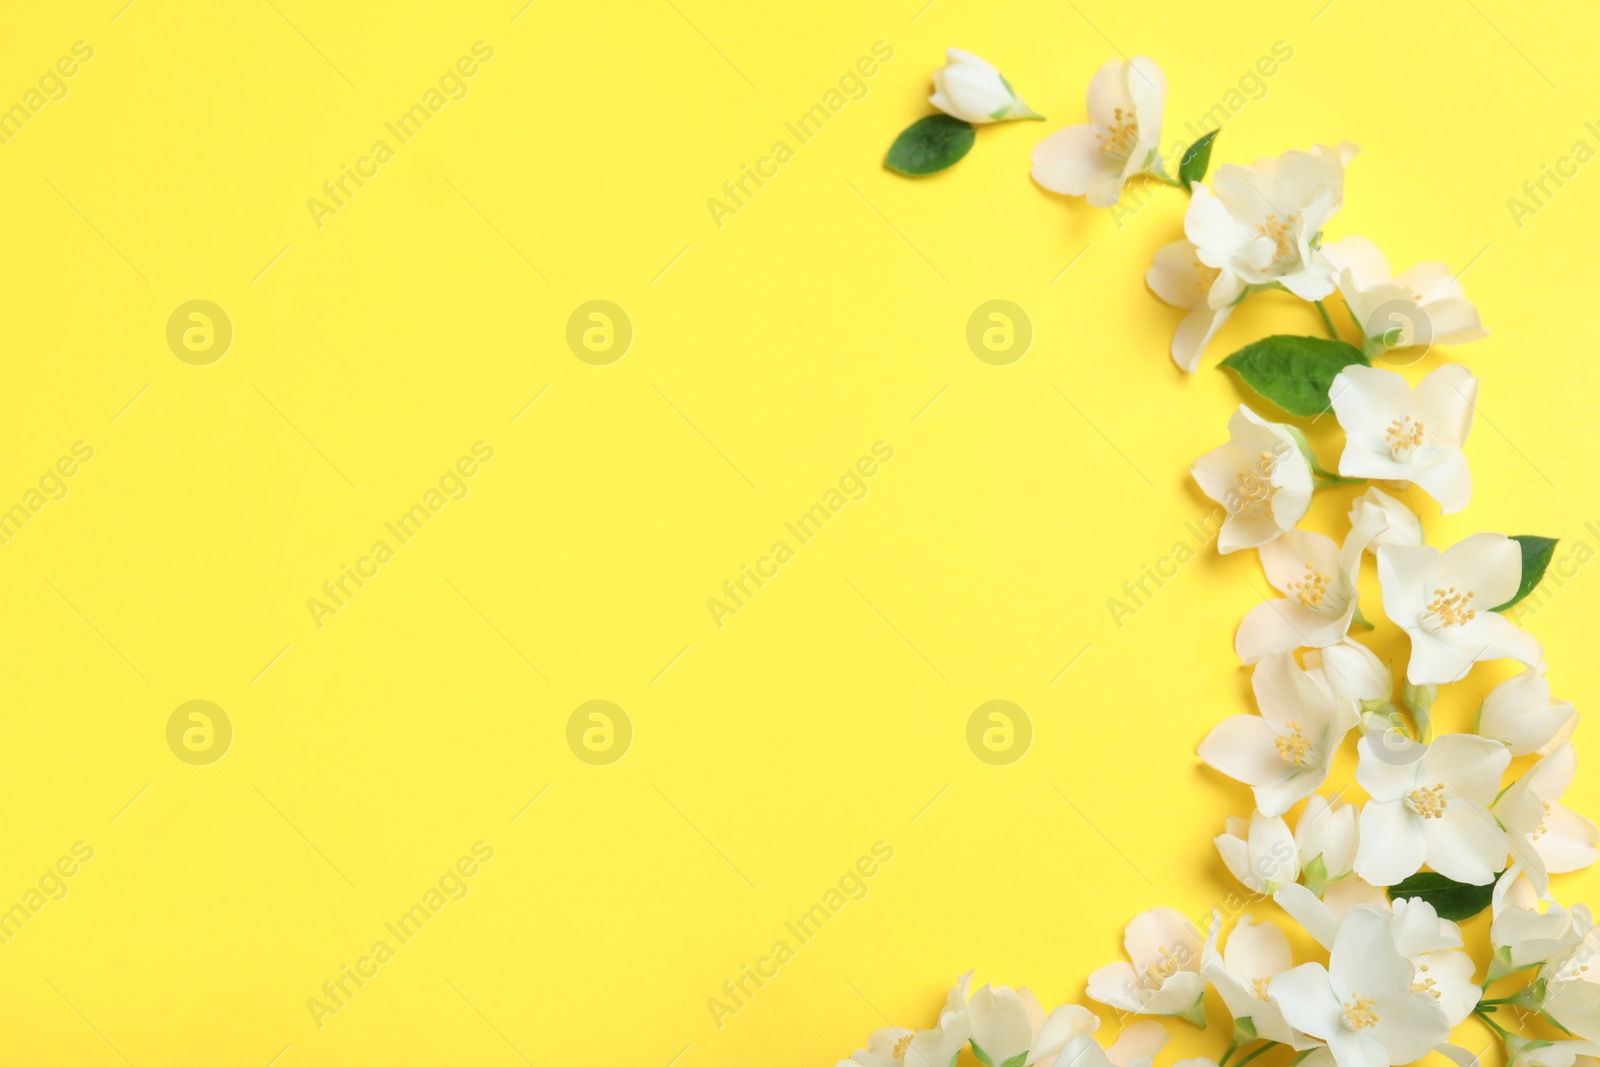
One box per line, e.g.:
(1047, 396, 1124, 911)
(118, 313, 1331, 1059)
(1355, 800, 1425, 885)
(1410, 364, 1477, 449)
(1033, 125, 1125, 199)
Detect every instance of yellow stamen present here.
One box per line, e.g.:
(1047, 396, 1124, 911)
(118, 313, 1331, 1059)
(1532, 801, 1553, 840)
(1289, 564, 1332, 609)
(1144, 946, 1182, 987)
(1235, 451, 1279, 512)
(1342, 995, 1380, 1030)
(1098, 107, 1139, 157)
(1276, 723, 1311, 766)
(1407, 783, 1448, 819)
(1424, 587, 1476, 628)
(1195, 259, 1221, 295)
(893, 1032, 914, 1059)
(1385, 416, 1425, 455)
(1256, 212, 1303, 266)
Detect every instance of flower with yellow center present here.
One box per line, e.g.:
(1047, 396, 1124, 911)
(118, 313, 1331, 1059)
(1184, 142, 1357, 301)
(1201, 911, 1320, 1049)
(1354, 733, 1511, 887)
(1330, 363, 1478, 514)
(1377, 532, 1543, 685)
(1234, 519, 1377, 664)
(1191, 407, 1313, 555)
(1032, 57, 1167, 209)
(1270, 908, 1449, 1067)
(1199, 652, 1358, 818)
(1496, 743, 1600, 882)
(1086, 907, 1207, 1024)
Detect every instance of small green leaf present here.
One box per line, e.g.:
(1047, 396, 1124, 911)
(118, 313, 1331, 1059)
(886, 115, 976, 176)
(999, 1055, 1030, 1067)
(1179, 129, 1219, 190)
(1493, 535, 1559, 612)
(1387, 870, 1500, 922)
(971, 1041, 996, 1067)
(1220, 335, 1371, 417)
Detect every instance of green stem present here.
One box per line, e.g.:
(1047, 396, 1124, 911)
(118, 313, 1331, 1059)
(1313, 300, 1339, 340)
(1476, 1010, 1516, 1041)
(1232, 1042, 1279, 1067)
(1340, 298, 1365, 336)
(1218, 1041, 1240, 1067)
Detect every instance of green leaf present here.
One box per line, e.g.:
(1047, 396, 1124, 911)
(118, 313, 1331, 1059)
(1219, 335, 1371, 417)
(1493, 535, 1559, 612)
(1179, 129, 1219, 190)
(1387, 870, 1500, 922)
(971, 1041, 996, 1067)
(999, 1055, 1030, 1067)
(885, 115, 976, 176)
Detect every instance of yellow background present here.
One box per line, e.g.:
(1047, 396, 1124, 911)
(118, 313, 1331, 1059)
(1, 0, 1596, 1063)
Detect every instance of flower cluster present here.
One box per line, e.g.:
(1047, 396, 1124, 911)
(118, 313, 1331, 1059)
(843, 53, 1597, 1067)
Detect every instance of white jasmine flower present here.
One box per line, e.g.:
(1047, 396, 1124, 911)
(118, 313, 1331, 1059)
(1190, 407, 1313, 555)
(1235, 522, 1376, 663)
(1347, 487, 1423, 554)
(1184, 144, 1357, 301)
(1146, 239, 1239, 373)
(1199, 652, 1359, 817)
(1201, 912, 1316, 1048)
(930, 49, 1040, 124)
(1353, 732, 1510, 886)
(967, 982, 1098, 1067)
(1491, 867, 1586, 975)
(1031, 58, 1165, 208)
(1330, 364, 1478, 514)
(1216, 812, 1299, 894)
(1377, 533, 1544, 684)
(1274, 882, 1473, 1024)
(1497, 743, 1600, 877)
(1303, 639, 1392, 718)
(1086, 907, 1207, 1024)
(1383, 897, 1478, 1027)
(1296, 794, 1359, 886)
(1478, 669, 1577, 756)
(1321, 236, 1489, 350)
(840, 1022, 971, 1067)
(839, 972, 974, 1067)
(1543, 917, 1600, 1042)
(1269, 907, 1450, 1067)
